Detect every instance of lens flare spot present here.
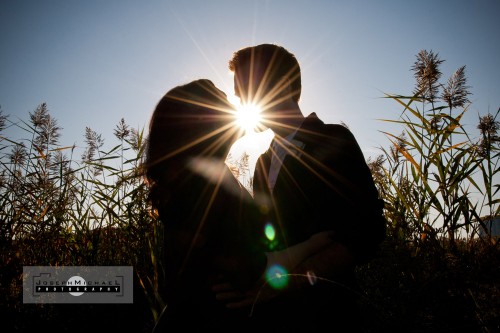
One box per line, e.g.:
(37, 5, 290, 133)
(266, 264, 288, 289)
(264, 223, 276, 241)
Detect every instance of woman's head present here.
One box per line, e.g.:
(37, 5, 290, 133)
(144, 79, 239, 209)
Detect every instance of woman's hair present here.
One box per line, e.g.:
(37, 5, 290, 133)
(143, 79, 238, 215)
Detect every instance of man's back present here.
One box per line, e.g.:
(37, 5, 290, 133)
(253, 112, 386, 261)
(250, 112, 385, 331)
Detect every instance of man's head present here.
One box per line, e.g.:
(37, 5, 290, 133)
(229, 44, 301, 106)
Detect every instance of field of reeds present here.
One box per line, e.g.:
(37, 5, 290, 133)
(1, 50, 499, 332)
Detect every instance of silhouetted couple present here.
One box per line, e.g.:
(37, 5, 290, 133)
(144, 44, 386, 332)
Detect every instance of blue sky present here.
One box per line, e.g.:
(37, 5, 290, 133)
(1, 0, 499, 162)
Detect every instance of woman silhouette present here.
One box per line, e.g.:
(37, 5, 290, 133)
(144, 79, 267, 331)
(144, 79, 334, 332)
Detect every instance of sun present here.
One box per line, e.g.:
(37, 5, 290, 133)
(229, 95, 263, 133)
(236, 103, 262, 133)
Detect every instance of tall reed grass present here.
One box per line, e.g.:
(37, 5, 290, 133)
(0, 106, 164, 327)
(359, 50, 499, 332)
(368, 50, 499, 251)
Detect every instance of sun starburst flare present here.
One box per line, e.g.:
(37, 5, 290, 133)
(234, 101, 263, 134)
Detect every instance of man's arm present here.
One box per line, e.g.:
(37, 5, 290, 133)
(213, 237, 355, 309)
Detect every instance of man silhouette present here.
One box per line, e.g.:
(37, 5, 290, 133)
(220, 43, 387, 331)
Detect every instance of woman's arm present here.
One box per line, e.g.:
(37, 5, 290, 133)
(264, 230, 334, 272)
(212, 230, 337, 308)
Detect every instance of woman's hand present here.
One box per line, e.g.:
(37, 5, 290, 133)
(212, 230, 335, 310)
(212, 276, 278, 310)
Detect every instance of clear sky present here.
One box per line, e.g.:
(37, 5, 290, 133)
(1, 0, 499, 162)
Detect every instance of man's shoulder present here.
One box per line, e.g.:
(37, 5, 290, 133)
(303, 113, 355, 140)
